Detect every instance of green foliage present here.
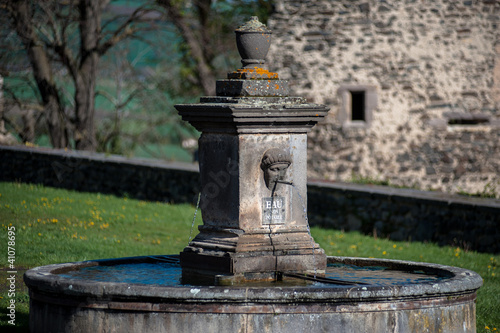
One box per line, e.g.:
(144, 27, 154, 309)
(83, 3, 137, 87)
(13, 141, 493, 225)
(350, 173, 390, 186)
(349, 173, 422, 190)
(457, 179, 499, 199)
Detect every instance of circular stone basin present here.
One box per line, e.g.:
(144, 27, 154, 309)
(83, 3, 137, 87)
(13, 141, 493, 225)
(24, 256, 482, 333)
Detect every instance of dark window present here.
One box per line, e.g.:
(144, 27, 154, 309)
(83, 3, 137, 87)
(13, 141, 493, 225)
(350, 91, 365, 121)
(447, 118, 489, 125)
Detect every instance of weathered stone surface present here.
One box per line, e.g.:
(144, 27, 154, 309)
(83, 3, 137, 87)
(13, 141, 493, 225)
(176, 115, 327, 276)
(216, 79, 290, 97)
(307, 180, 500, 253)
(24, 255, 482, 333)
(174, 19, 331, 277)
(268, 0, 500, 197)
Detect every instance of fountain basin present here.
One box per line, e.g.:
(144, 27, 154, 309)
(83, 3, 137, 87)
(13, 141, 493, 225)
(24, 255, 482, 333)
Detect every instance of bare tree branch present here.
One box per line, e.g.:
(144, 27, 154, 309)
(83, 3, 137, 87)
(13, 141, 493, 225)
(97, 6, 160, 56)
(157, 0, 216, 96)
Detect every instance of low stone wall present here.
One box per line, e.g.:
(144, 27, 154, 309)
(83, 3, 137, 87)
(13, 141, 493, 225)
(1, 145, 499, 253)
(0, 145, 200, 204)
(308, 180, 500, 253)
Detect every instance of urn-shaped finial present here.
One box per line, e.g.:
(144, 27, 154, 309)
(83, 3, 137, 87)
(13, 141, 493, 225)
(235, 16, 272, 69)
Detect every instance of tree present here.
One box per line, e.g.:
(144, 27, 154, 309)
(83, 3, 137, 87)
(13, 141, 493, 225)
(2, 0, 158, 150)
(157, 0, 273, 97)
(1, 0, 273, 153)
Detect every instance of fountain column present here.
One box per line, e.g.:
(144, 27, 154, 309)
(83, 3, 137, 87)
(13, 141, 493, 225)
(175, 17, 329, 281)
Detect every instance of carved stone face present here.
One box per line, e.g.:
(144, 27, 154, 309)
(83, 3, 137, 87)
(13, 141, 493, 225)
(264, 162, 290, 190)
(261, 148, 292, 190)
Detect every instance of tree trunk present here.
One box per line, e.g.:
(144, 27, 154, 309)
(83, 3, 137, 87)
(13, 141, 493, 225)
(29, 46, 70, 148)
(74, 0, 100, 151)
(11, 1, 69, 148)
(158, 0, 216, 96)
(21, 109, 36, 143)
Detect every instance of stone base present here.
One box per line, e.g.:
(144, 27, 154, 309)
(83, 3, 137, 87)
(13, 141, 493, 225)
(24, 256, 482, 333)
(180, 250, 326, 285)
(179, 228, 327, 284)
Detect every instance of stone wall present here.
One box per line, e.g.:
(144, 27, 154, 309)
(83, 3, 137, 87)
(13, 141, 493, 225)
(308, 180, 500, 254)
(1, 145, 499, 253)
(268, 0, 500, 197)
(0, 145, 200, 204)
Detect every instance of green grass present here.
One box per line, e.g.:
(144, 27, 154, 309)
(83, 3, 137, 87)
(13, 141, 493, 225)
(0, 182, 499, 332)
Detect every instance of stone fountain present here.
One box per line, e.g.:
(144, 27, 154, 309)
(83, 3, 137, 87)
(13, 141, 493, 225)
(24, 17, 482, 333)
(176, 16, 328, 284)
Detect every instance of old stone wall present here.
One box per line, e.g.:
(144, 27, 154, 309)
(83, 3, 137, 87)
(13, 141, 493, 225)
(308, 180, 500, 254)
(268, 0, 500, 197)
(0, 145, 200, 204)
(1, 145, 499, 253)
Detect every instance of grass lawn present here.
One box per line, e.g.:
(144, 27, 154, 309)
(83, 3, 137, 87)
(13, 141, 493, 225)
(0, 182, 498, 332)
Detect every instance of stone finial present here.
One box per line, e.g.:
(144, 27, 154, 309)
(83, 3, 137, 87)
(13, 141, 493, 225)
(234, 17, 272, 70)
(217, 16, 286, 95)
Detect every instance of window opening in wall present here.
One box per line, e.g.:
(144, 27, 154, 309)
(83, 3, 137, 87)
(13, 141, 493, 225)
(447, 117, 489, 126)
(338, 85, 376, 129)
(350, 91, 365, 121)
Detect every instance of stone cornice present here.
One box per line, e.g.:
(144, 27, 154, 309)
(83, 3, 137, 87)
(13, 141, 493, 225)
(176, 100, 329, 134)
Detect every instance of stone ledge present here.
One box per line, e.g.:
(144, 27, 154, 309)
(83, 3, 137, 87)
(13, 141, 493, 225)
(307, 179, 500, 209)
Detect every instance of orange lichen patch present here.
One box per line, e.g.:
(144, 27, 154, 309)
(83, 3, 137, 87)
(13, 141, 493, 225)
(275, 84, 280, 90)
(230, 67, 279, 79)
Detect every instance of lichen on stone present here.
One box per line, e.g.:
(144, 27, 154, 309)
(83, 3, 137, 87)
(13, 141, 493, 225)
(236, 16, 272, 33)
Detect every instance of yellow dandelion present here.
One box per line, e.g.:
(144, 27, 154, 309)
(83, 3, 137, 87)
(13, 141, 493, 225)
(392, 244, 397, 248)
(382, 251, 387, 255)
(38, 233, 42, 236)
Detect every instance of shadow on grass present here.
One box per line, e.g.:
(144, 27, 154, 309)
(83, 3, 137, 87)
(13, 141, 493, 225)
(0, 303, 29, 333)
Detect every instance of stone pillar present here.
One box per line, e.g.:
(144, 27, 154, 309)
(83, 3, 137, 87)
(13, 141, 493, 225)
(175, 17, 329, 282)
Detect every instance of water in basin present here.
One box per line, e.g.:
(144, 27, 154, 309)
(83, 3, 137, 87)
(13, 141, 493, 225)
(58, 256, 449, 287)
